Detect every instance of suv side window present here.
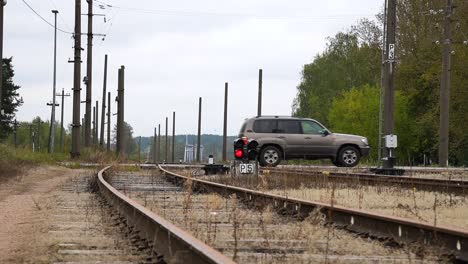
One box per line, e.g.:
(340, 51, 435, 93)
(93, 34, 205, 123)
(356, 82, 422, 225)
(253, 120, 276, 133)
(277, 120, 301, 134)
(301, 121, 324, 134)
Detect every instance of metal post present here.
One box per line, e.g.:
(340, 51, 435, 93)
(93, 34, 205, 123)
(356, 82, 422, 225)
(257, 69, 262, 117)
(0, 0, 5, 117)
(439, 0, 452, 167)
(197, 97, 202, 162)
(71, 0, 82, 158)
(153, 128, 158, 164)
(57, 88, 70, 152)
(100, 54, 107, 147)
(95, 100, 98, 144)
(92, 105, 96, 145)
(382, 0, 396, 169)
(48, 10, 58, 154)
(223, 82, 228, 162)
(378, 0, 388, 165)
(165, 117, 168, 162)
(107, 91, 111, 151)
(84, 0, 93, 147)
(157, 124, 161, 162)
(116, 66, 125, 155)
(81, 116, 85, 145)
(172, 111, 175, 163)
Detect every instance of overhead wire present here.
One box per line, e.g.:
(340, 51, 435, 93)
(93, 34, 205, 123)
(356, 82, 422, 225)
(93, 0, 374, 21)
(48, 0, 73, 32)
(21, 0, 73, 34)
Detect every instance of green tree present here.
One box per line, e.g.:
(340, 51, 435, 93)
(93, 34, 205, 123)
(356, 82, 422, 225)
(328, 85, 415, 163)
(0, 58, 23, 140)
(292, 18, 382, 125)
(112, 121, 137, 157)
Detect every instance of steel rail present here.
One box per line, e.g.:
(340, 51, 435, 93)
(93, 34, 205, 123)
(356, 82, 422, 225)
(97, 166, 235, 264)
(159, 165, 468, 262)
(263, 168, 468, 194)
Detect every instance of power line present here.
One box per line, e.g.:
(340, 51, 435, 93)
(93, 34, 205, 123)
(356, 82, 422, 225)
(93, 0, 374, 21)
(21, 0, 73, 34)
(48, 0, 73, 32)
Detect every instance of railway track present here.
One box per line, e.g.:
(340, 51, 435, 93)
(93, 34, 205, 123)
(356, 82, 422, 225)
(260, 167, 468, 195)
(96, 165, 468, 263)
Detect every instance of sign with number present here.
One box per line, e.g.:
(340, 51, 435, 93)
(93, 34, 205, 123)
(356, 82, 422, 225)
(240, 163, 255, 174)
(388, 44, 395, 60)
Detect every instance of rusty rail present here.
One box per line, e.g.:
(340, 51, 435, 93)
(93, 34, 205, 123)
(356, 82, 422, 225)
(97, 166, 235, 264)
(159, 165, 468, 262)
(264, 167, 468, 194)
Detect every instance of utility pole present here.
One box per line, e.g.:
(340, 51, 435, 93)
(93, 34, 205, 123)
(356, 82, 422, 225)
(172, 111, 176, 163)
(157, 124, 161, 162)
(81, 116, 85, 145)
(116, 66, 125, 156)
(196, 97, 202, 163)
(165, 117, 168, 162)
(84, 0, 93, 147)
(257, 69, 262, 117)
(223, 82, 228, 162)
(382, 0, 397, 169)
(71, 0, 82, 158)
(153, 127, 157, 163)
(92, 105, 96, 145)
(56, 88, 70, 152)
(439, 0, 452, 167)
(48, 10, 59, 154)
(378, 0, 388, 164)
(107, 91, 111, 151)
(100, 54, 107, 147)
(94, 100, 98, 144)
(0, 0, 6, 117)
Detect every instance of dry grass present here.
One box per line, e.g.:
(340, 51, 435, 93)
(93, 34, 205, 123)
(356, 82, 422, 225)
(118, 171, 447, 263)
(175, 168, 468, 229)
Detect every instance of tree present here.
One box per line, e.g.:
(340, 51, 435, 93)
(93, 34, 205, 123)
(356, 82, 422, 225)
(0, 58, 23, 140)
(328, 85, 415, 163)
(112, 121, 137, 156)
(292, 19, 381, 125)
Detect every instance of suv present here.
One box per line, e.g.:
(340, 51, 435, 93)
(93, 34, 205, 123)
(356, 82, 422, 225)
(238, 116, 370, 167)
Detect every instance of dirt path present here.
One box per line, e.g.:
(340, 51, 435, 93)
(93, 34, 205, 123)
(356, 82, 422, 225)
(0, 166, 91, 263)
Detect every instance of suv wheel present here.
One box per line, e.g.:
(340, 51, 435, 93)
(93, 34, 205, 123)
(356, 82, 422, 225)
(259, 146, 281, 167)
(337, 146, 360, 167)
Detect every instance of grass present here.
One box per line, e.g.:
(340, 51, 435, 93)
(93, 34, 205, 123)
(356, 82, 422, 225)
(117, 170, 445, 263)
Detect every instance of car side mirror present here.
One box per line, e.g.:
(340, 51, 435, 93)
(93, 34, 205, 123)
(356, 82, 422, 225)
(321, 130, 330, 136)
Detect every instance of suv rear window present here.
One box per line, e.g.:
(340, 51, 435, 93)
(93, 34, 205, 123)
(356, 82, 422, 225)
(253, 120, 276, 133)
(277, 120, 301, 134)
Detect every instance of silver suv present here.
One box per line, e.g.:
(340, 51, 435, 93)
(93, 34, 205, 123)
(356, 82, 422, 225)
(239, 116, 370, 167)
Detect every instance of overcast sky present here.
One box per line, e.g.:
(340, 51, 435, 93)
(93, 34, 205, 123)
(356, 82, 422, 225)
(6, 0, 382, 137)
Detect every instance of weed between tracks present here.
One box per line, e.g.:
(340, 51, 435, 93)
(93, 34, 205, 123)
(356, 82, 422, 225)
(189, 169, 468, 230)
(119, 170, 447, 263)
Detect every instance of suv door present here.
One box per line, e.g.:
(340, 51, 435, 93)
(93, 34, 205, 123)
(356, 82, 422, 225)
(300, 120, 335, 157)
(276, 120, 303, 158)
